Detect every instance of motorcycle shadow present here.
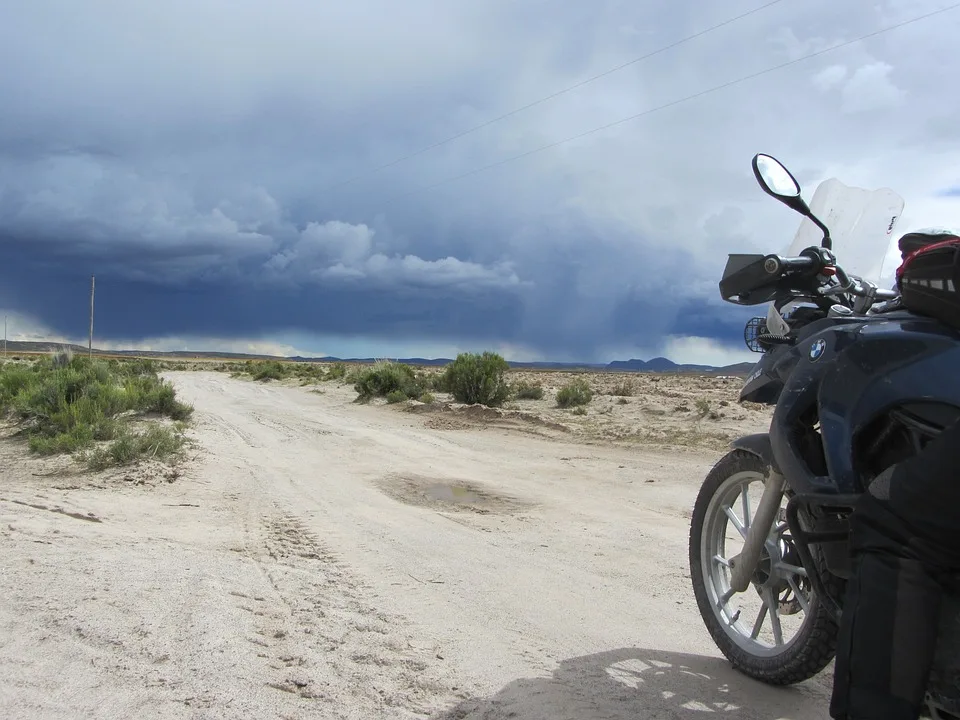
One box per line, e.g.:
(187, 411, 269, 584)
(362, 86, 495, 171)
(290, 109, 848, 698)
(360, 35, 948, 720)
(433, 647, 832, 720)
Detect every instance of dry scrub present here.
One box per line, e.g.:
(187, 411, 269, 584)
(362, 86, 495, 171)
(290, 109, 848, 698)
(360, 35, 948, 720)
(0, 351, 193, 469)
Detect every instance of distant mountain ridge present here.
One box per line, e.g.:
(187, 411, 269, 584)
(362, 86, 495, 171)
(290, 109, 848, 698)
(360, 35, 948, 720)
(0, 341, 755, 375)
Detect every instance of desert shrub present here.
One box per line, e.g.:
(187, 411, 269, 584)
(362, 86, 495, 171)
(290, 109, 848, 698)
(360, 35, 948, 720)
(326, 362, 347, 380)
(287, 363, 325, 384)
(251, 361, 289, 381)
(83, 423, 188, 470)
(572, 406, 588, 415)
(428, 370, 450, 392)
(441, 352, 510, 407)
(610, 379, 635, 397)
(0, 354, 193, 466)
(122, 358, 158, 377)
(353, 361, 423, 401)
(556, 378, 593, 408)
(385, 389, 408, 404)
(695, 398, 711, 418)
(415, 370, 444, 391)
(512, 380, 544, 400)
(51, 347, 73, 369)
(420, 392, 436, 404)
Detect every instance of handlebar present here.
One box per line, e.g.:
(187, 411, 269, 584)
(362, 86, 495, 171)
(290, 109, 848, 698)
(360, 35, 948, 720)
(766, 248, 899, 308)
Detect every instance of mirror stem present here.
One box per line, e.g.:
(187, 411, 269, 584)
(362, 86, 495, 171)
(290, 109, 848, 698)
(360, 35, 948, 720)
(807, 213, 832, 250)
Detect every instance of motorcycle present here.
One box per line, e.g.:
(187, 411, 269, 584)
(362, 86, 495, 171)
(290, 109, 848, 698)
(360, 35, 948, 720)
(688, 153, 960, 719)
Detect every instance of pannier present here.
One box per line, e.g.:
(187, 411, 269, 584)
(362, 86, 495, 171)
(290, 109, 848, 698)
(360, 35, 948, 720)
(896, 229, 960, 331)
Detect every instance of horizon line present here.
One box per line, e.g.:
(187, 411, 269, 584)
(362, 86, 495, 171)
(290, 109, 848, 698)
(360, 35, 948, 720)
(0, 339, 754, 371)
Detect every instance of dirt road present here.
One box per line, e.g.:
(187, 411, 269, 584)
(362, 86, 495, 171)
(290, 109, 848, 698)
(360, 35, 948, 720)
(0, 372, 833, 719)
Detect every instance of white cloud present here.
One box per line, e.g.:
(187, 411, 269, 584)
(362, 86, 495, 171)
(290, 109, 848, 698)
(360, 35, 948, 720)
(265, 220, 522, 289)
(94, 337, 315, 358)
(812, 64, 848, 91)
(840, 62, 905, 113)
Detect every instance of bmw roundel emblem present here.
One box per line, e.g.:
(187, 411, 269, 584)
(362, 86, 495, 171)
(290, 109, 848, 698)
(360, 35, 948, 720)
(809, 338, 826, 362)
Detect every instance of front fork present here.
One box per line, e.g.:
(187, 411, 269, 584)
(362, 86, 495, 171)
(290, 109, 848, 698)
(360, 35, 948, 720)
(729, 469, 786, 593)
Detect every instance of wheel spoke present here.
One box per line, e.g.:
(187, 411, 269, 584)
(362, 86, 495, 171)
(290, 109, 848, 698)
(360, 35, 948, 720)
(724, 505, 748, 539)
(717, 587, 735, 609)
(750, 603, 768, 640)
(764, 588, 784, 645)
(775, 561, 808, 578)
(701, 468, 815, 657)
(787, 576, 811, 615)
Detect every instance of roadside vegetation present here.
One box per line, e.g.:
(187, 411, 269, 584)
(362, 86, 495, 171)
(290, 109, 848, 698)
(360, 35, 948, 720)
(227, 359, 349, 385)
(344, 352, 600, 410)
(349, 352, 514, 406)
(441, 352, 511, 406)
(127, 352, 734, 451)
(0, 350, 193, 470)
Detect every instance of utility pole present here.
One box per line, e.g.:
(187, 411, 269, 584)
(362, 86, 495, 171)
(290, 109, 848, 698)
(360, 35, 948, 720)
(89, 275, 95, 359)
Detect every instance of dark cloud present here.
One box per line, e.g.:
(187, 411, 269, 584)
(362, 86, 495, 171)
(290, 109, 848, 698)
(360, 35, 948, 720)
(1, 0, 959, 362)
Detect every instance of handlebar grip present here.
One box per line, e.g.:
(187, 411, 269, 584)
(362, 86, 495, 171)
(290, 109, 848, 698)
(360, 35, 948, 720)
(763, 254, 817, 274)
(779, 255, 816, 269)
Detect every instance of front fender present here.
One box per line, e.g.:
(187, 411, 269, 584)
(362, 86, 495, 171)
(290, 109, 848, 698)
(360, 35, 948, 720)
(729, 433, 777, 472)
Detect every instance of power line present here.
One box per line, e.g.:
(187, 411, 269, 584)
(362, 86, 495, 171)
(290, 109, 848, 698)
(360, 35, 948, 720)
(379, 2, 960, 208)
(324, 0, 787, 193)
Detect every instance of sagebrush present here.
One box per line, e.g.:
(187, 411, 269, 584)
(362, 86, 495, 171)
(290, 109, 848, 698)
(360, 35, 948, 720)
(441, 352, 511, 407)
(0, 353, 193, 468)
(353, 361, 425, 402)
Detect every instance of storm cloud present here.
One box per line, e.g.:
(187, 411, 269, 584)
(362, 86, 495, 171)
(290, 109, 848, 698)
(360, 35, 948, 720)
(2, 0, 960, 362)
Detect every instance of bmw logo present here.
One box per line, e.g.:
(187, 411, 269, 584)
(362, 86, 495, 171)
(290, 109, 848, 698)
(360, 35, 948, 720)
(809, 338, 826, 362)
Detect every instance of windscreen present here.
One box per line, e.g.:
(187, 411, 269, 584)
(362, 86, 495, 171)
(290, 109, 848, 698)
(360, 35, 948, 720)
(784, 178, 905, 286)
(764, 177, 906, 331)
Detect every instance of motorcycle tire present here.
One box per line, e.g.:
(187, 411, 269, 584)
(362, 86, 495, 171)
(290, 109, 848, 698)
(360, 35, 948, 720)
(689, 449, 842, 685)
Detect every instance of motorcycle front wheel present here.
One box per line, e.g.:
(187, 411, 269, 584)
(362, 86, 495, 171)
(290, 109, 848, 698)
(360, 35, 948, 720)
(688, 449, 841, 685)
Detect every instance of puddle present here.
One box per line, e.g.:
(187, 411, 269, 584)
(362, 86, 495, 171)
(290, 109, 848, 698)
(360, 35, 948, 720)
(423, 483, 484, 504)
(376, 474, 529, 515)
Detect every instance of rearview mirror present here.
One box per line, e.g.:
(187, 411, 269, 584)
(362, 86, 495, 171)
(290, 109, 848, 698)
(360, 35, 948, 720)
(753, 154, 800, 199)
(751, 152, 833, 249)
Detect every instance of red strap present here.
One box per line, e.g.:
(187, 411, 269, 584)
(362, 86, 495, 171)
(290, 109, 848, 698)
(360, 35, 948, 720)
(896, 236, 960, 281)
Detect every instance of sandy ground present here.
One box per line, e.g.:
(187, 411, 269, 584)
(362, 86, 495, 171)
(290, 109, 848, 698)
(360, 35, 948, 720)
(410, 368, 772, 450)
(0, 371, 834, 719)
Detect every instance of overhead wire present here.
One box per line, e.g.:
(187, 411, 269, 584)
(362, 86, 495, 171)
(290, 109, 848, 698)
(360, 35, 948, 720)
(376, 2, 960, 208)
(322, 0, 787, 193)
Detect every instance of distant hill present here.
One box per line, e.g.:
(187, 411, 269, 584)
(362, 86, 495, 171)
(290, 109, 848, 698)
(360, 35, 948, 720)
(606, 357, 754, 375)
(1, 341, 756, 375)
